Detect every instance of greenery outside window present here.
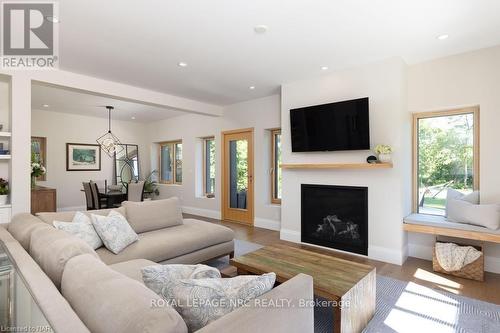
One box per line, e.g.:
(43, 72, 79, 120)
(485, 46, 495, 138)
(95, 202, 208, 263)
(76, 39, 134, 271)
(203, 137, 216, 196)
(271, 129, 282, 204)
(160, 140, 182, 184)
(413, 107, 479, 215)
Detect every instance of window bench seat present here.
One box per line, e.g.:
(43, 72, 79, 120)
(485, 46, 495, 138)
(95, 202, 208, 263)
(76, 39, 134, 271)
(403, 213, 500, 243)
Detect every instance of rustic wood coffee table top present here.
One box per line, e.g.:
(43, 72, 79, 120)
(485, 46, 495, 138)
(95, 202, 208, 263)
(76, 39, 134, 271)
(230, 243, 375, 300)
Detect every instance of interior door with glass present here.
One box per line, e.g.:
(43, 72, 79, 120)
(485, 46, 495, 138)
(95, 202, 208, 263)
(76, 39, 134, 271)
(222, 129, 254, 224)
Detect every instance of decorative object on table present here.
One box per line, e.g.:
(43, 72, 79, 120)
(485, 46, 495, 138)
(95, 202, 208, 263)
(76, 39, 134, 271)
(433, 241, 484, 281)
(96, 106, 124, 158)
(0, 178, 9, 205)
(31, 156, 46, 188)
(31, 136, 47, 181)
(0, 149, 8, 155)
(374, 144, 393, 163)
(66, 143, 101, 171)
(366, 155, 378, 164)
(143, 170, 160, 199)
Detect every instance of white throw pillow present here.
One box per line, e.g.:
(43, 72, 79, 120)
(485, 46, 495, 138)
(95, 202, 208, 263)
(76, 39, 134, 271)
(447, 199, 500, 230)
(53, 211, 103, 249)
(91, 210, 138, 254)
(445, 189, 479, 217)
(145, 272, 276, 332)
(142, 264, 222, 299)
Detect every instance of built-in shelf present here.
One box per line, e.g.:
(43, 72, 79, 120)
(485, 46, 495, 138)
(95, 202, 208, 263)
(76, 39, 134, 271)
(0, 155, 11, 160)
(0, 204, 11, 209)
(280, 162, 393, 170)
(0, 132, 11, 137)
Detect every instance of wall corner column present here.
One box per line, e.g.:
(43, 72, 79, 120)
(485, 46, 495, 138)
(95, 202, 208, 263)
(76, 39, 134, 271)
(11, 74, 31, 215)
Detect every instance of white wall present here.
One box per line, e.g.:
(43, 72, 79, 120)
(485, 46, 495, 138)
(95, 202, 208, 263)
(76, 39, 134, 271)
(280, 58, 412, 265)
(147, 95, 281, 230)
(31, 109, 149, 210)
(408, 45, 500, 273)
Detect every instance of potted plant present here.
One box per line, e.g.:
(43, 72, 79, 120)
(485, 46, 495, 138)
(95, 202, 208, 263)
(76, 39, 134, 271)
(143, 170, 160, 200)
(0, 178, 9, 205)
(374, 144, 393, 163)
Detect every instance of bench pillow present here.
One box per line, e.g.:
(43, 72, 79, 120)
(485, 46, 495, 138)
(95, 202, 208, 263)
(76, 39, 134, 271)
(445, 189, 479, 217)
(122, 197, 183, 233)
(62, 254, 187, 333)
(447, 199, 500, 230)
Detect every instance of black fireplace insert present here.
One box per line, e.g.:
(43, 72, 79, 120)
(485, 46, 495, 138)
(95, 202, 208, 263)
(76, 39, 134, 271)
(301, 184, 368, 255)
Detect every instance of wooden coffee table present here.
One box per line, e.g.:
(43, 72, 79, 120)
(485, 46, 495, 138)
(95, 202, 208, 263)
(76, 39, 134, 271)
(230, 244, 376, 333)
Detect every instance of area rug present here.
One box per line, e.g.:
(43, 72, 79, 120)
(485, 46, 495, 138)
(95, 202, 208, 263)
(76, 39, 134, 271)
(209, 240, 500, 333)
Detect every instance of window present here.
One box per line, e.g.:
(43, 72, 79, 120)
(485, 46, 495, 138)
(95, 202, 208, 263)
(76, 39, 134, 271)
(413, 108, 479, 215)
(159, 140, 182, 184)
(203, 137, 216, 196)
(271, 129, 282, 204)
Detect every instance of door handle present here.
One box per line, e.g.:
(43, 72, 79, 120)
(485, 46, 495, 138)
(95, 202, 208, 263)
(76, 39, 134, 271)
(248, 174, 253, 183)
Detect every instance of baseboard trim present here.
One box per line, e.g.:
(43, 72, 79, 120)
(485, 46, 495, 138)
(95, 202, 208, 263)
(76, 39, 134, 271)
(254, 218, 280, 231)
(280, 228, 301, 242)
(408, 243, 500, 274)
(369, 245, 405, 265)
(182, 206, 280, 232)
(182, 206, 221, 220)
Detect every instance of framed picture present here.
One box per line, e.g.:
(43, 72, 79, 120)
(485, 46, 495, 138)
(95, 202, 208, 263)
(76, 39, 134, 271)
(31, 137, 47, 180)
(66, 143, 101, 171)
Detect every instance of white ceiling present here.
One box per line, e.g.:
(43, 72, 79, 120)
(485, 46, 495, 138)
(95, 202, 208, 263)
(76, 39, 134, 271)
(58, 0, 500, 105)
(32, 83, 184, 122)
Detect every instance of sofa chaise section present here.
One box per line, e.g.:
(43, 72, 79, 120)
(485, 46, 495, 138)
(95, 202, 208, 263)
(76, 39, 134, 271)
(97, 218, 234, 264)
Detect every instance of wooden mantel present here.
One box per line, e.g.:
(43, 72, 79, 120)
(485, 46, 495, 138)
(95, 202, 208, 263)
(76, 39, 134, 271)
(280, 162, 393, 170)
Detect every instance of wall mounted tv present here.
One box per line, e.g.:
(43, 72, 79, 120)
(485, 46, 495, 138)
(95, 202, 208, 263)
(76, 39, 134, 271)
(290, 97, 370, 152)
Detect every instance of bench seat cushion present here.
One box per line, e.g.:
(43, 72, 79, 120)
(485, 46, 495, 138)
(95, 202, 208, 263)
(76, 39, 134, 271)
(404, 213, 500, 235)
(97, 219, 234, 264)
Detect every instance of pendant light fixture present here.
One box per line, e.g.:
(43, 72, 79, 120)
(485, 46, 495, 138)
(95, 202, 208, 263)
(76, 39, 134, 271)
(97, 106, 124, 157)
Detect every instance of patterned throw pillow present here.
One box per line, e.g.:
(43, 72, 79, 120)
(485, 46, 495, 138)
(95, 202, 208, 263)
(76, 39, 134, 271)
(144, 269, 276, 332)
(91, 210, 138, 254)
(142, 264, 221, 300)
(53, 211, 103, 249)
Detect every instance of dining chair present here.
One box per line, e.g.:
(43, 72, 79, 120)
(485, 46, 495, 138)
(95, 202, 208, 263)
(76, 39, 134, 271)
(127, 180, 145, 202)
(82, 182, 94, 210)
(89, 181, 107, 209)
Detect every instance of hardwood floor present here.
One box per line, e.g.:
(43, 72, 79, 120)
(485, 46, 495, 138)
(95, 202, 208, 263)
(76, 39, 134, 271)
(185, 213, 500, 305)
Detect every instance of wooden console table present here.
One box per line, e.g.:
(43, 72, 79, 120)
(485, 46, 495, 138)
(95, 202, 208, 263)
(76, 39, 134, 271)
(231, 244, 376, 333)
(31, 186, 57, 214)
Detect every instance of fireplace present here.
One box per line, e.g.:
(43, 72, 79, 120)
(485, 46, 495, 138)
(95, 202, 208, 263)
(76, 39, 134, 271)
(301, 184, 368, 255)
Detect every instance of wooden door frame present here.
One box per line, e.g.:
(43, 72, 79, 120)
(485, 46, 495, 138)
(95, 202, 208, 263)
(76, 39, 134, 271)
(221, 127, 254, 224)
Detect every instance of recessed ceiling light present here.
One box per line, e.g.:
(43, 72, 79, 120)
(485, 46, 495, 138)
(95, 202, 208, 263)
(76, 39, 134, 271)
(254, 25, 268, 34)
(437, 34, 449, 40)
(131, 116, 136, 120)
(249, 86, 256, 90)
(321, 66, 329, 71)
(178, 62, 188, 67)
(45, 16, 59, 23)
(42, 104, 49, 108)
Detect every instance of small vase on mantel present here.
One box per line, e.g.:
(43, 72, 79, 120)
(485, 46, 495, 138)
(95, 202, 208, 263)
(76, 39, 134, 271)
(378, 153, 392, 163)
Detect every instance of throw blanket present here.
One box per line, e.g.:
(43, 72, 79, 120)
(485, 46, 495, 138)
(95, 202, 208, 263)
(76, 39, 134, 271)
(435, 242, 482, 271)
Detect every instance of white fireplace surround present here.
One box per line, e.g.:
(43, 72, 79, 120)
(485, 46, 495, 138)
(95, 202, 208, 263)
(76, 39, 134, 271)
(280, 58, 412, 265)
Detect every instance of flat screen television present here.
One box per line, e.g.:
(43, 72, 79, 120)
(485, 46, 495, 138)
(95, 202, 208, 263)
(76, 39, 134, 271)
(290, 97, 370, 152)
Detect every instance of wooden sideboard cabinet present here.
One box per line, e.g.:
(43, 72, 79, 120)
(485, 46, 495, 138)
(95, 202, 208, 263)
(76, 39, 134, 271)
(31, 186, 57, 214)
